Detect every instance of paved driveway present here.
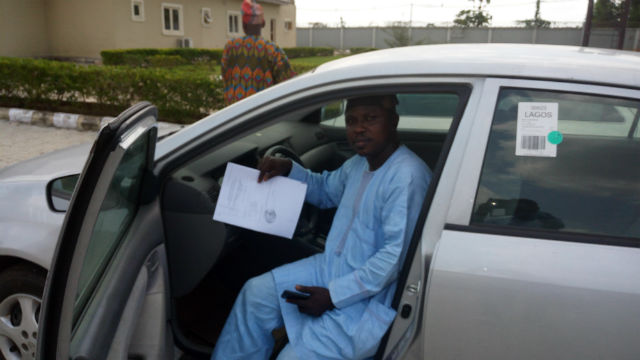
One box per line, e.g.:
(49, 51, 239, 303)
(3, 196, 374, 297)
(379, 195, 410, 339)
(0, 120, 96, 169)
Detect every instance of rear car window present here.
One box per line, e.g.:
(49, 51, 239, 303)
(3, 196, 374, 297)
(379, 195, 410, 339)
(320, 93, 458, 132)
(472, 88, 640, 239)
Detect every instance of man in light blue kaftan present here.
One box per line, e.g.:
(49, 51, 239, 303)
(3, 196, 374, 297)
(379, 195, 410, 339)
(211, 95, 432, 360)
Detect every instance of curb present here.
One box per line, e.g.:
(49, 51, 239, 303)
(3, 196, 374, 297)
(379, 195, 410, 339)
(0, 107, 113, 132)
(0, 107, 185, 135)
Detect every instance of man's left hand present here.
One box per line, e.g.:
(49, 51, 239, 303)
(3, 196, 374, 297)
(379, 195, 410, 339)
(286, 285, 335, 317)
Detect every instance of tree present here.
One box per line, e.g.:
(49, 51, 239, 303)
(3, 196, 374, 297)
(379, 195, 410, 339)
(593, 0, 620, 26)
(453, 0, 492, 27)
(383, 21, 425, 47)
(517, 0, 551, 28)
(618, 0, 632, 48)
(582, 0, 637, 44)
(308, 22, 328, 28)
(628, 0, 640, 26)
(591, 0, 637, 48)
(592, 0, 640, 26)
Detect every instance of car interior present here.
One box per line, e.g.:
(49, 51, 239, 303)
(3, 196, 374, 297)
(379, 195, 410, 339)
(156, 91, 466, 358)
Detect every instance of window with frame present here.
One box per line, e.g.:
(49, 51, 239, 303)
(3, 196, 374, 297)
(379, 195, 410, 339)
(472, 87, 640, 239)
(227, 11, 240, 36)
(131, 0, 145, 21)
(284, 19, 293, 31)
(73, 131, 151, 324)
(162, 3, 183, 36)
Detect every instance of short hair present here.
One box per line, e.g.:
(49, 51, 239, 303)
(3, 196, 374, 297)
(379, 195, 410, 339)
(345, 95, 399, 116)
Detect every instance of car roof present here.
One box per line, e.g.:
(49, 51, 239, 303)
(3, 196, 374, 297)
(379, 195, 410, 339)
(313, 44, 640, 89)
(156, 43, 640, 160)
(308, 44, 640, 88)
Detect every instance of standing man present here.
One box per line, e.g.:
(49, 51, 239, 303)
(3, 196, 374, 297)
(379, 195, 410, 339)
(211, 95, 432, 359)
(221, 0, 295, 106)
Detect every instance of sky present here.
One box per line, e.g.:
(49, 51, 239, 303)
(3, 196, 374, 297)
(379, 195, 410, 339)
(295, 0, 590, 28)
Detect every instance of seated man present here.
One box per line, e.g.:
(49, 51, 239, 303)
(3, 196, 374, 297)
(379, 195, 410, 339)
(211, 95, 432, 360)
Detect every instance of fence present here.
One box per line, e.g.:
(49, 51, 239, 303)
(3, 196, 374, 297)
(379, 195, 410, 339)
(297, 27, 640, 51)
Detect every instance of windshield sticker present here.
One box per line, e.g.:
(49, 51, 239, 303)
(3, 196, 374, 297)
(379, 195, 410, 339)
(547, 130, 563, 145)
(516, 102, 559, 157)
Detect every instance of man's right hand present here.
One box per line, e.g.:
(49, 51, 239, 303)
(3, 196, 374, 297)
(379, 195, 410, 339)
(257, 156, 293, 182)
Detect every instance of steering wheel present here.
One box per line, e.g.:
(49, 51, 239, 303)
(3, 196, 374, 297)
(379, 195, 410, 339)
(263, 145, 304, 167)
(262, 146, 324, 250)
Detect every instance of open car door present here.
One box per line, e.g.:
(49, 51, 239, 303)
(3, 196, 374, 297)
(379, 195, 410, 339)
(37, 102, 171, 359)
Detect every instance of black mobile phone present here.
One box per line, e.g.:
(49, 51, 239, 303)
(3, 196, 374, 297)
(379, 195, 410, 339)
(281, 290, 310, 300)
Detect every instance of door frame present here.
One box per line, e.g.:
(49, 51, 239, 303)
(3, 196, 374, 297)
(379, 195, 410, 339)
(38, 103, 158, 359)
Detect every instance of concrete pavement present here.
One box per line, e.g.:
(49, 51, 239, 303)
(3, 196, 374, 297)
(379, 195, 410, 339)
(0, 119, 96, 168)
(0, 106, 184, 169)
(0, 107, 114, 132)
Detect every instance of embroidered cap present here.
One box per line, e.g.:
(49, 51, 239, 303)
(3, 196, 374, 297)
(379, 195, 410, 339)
(242, 0, 264, 25)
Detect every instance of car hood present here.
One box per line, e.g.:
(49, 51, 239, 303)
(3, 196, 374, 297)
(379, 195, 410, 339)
(0, 142, 91, 183)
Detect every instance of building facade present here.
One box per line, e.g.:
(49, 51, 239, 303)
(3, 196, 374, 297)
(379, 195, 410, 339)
(0, 0, 296, 61)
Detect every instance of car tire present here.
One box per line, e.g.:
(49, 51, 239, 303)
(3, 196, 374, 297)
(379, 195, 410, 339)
(0, 264, 46, 360)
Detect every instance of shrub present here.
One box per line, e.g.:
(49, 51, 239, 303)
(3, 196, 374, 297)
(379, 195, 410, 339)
(147, 54, 189, 67)
(102, 47, 337, 66)
(349, 47, 377, 55)
(101, 48, 224, 67)
(0, 57, 223, 123)
(0, 50, 344, 123)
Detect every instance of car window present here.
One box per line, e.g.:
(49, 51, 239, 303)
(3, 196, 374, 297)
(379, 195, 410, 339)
(321, 93, 458, 132)
(472, 88, 640, 239)
(73, 131, 150, 323)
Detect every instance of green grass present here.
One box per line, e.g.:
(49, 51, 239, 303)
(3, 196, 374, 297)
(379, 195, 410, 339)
(164, 56, 343, 77)
(289, 56, 347, 74)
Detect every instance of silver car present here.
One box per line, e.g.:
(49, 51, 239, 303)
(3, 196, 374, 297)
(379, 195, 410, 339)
(4, 43, 640, 360)
(0, 128, 180, 359)
(0, 143, 87, 359)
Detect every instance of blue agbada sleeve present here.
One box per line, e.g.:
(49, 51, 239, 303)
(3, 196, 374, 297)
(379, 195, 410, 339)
(329, 171, 428, 309)
(288, 160, 350, 209)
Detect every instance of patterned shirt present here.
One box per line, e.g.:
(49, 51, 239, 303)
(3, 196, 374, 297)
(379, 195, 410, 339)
(221, 35, 295, 106)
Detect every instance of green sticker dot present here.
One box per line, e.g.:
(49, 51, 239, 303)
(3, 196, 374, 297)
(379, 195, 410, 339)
(548, 131, 563, 145)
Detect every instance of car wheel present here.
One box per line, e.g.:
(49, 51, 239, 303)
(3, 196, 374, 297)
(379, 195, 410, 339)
(0, 265, 46, 360)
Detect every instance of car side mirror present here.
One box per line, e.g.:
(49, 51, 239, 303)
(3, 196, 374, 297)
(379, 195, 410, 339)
(48, 174, 80, 212)
(320, 100, 345, 124)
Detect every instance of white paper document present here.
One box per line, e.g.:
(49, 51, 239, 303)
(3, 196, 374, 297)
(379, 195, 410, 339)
(213, 162, 307, 239)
